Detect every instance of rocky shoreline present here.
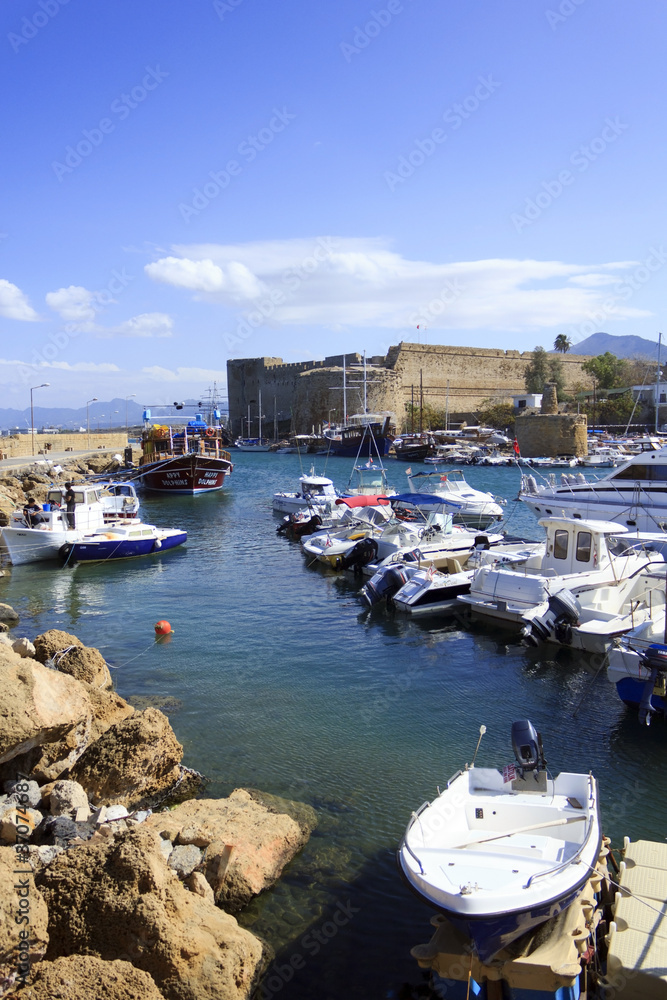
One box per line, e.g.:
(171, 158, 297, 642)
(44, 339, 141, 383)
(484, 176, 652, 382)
(0, 616, 317, 999)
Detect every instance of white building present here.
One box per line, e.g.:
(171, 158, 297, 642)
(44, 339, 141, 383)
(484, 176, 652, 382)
(511, 393, 543, 411)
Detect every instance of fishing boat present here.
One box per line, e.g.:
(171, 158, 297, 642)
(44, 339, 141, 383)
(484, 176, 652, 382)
(137, 410, 233, 495)
(0, 484, 112, 565)
(393, 433, 435, 462)
(324, 413, 393, 457)
(406, 469, 504, 528)
(519, 446, 667, 533)
(458, 517, 666, 652)
(272, 470, 341, 515)
(60, 523, 187, 563)
(234, 391, 271, 451)
(368, 540, 543, 614)
(398, 719, 602, 963)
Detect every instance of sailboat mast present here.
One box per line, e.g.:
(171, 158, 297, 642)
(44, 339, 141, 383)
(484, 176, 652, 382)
(258, 390, 262, 441)
(343, 354, 347, 424)
(273, 396, 277, 441)
(656, 332, 663, 435)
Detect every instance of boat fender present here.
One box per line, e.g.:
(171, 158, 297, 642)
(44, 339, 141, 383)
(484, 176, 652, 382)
(154, 539, 162, 549)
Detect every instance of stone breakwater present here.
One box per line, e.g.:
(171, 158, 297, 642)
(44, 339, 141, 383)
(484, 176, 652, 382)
(0, 620, 317, 999)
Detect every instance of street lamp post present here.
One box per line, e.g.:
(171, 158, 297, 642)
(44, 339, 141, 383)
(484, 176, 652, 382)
(86, 398, 98, 448)
(125, 394, 136, 434)
(97, 415, 105, 433)
(110, 410, 119, 430)
(30, 383, 50, 456)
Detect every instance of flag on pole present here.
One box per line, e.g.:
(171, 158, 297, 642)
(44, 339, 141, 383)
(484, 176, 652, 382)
(513, 438, 521, 456)
(405, 467, 412, 475)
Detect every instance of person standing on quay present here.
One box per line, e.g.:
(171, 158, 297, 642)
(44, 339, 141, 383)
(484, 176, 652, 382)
(64, 482, 76, 529)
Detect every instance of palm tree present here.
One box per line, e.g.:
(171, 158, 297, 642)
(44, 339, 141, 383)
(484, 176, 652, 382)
(554, 334, 571, 354)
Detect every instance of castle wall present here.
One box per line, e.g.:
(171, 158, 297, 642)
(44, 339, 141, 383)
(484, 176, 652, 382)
(292, 366, 401, 432)
(227, 343, 594, 435)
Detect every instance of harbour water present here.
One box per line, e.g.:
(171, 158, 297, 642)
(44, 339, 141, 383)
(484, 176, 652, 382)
(2, 454, 666, 999)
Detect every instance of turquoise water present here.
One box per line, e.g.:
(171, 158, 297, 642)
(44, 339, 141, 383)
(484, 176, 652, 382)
(2, 455, 666, 999)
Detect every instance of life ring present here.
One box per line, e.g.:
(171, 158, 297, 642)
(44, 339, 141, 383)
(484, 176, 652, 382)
(205, 427, 216, 437)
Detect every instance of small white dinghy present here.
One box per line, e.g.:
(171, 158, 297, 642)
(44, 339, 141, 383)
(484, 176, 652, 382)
(398, 720, 601, 963)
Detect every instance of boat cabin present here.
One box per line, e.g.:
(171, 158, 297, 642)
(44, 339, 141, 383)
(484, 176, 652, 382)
(20, 485, 108, 533)
(537, 516, 628, 577)
(299, 475, 337, 498)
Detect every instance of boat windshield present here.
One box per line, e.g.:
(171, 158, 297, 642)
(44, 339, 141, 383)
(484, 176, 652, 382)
(611, 463, 667, 481)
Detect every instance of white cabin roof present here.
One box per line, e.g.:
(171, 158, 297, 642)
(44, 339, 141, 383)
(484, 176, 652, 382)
(538, 516, 629, 535)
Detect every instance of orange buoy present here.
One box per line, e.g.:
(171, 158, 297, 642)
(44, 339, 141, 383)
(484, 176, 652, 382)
(154, 620, 173, 636)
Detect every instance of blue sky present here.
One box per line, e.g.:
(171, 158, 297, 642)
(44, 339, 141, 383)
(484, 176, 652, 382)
(1, 0, 666, 408)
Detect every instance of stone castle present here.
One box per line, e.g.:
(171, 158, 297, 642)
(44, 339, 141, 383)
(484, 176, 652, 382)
(226, 342, 593, 436)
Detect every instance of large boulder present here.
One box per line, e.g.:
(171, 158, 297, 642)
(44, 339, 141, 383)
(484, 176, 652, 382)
(36, 829, 266, 1000)
(147, 789, 317, 912)
(0, 686, 134, 786)
(11, 955, 167, 999)
(33, 630, 112, 690)
(69, 708, 183, 809)
(0, 845, 49, 993)
(0, 646, 91, 768)
(0, 604, 19, 626)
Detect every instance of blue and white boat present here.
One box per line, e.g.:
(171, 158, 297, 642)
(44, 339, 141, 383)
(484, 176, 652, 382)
(398, 720, 601, 962)
(607, 621, 667, 725)
(61, 523, 187, 563)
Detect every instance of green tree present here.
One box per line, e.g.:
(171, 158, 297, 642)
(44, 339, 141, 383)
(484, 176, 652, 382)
(524, 346, 550, 393)
(403, 402, 446, 432)
(477, 399, 515, 433)
(524, 346, 566, 398)
(553, 334, 572, 353)
(581, 352, 631, 390)
(580, 389, 634, 426)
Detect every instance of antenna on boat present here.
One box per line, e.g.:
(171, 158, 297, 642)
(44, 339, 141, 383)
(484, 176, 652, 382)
(471, 724, 487, 767)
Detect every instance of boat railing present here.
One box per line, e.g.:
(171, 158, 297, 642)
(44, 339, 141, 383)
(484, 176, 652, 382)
(400, 800, 431, 875)
(523, 813, 595, 889)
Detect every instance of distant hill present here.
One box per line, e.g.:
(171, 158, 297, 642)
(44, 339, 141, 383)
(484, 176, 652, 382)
(570, 332, 662, 360)
(0, 397, 228, 432)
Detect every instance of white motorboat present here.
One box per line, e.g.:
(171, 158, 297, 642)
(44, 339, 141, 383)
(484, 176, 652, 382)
(607, 621, 667, 725)
(272, 470, 340, 515)
(519, 446, 667, 533)
(369, 541, 543, 615)
(301, 498, 393, 567)
(303, 495, 503, 573)
(345, 462, 396, 497)
(458, 517, 665, 652)
(398, 720, 601, 963)
(0, 484, 120, 565)
(406, 469, 504, 528)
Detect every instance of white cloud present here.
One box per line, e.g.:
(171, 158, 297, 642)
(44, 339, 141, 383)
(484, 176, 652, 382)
(145, 255, 265, 301)
(102, 312, 173, 338)
(0, 279, 39, 321)
(142, 365, 228, 382)
(144, 238, 651, 332)
(45, 285, 97, 322)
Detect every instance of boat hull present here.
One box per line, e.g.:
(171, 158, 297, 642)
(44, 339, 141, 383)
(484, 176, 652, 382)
(0, 526, 78, 565)
(67, 530, 187, 562)
(138, 455, 232, 494)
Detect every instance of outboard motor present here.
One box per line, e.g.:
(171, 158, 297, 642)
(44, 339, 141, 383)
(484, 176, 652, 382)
(341, 537, 379, 574)
(474, 535, 490, 551)
(361, 564, 415, 607)
(511, 719, 546, 775)
(522, 590, 581, 647)
(638, 644, 667, 726)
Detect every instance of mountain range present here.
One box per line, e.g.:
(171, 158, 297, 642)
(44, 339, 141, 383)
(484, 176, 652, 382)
(0, 398, 226, 432)
(569, 332, 663, 360)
